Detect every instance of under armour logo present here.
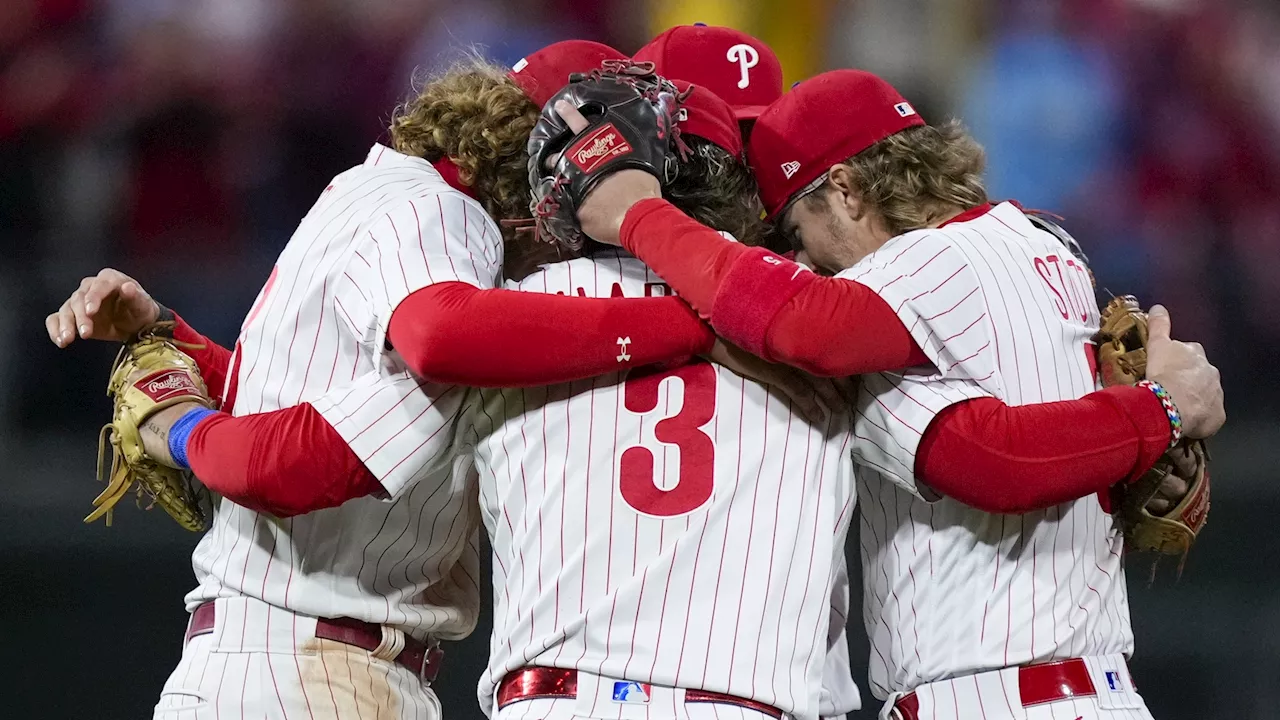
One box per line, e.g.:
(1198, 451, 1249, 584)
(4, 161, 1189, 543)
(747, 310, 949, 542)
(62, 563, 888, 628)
(781, 161, 801, 179)
(726, 43, 759, 89)
(617, 337, 632, 362)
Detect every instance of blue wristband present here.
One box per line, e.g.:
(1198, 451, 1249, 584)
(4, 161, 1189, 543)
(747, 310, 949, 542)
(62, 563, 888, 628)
(168, 407, 217, 470)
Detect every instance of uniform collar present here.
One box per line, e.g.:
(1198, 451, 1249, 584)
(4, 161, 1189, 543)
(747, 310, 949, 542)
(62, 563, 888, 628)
(938, 202, 994, 227)
(364, 144, 477, 200)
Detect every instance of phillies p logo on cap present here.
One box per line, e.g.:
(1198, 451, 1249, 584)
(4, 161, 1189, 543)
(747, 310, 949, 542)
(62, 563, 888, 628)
(726, 43, 760, 89)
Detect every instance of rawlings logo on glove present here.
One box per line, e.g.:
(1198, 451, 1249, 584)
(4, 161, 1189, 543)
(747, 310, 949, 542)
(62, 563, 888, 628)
(570, 124, 633, 171)
(140, 369, 202, 402)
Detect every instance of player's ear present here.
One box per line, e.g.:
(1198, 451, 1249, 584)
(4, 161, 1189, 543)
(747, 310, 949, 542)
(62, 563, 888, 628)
(827, 164, 864, 221)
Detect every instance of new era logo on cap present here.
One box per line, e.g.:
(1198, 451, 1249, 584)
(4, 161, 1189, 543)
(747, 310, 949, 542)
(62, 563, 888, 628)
(781, 161, 801, 179)
(894, 102, 916, 117)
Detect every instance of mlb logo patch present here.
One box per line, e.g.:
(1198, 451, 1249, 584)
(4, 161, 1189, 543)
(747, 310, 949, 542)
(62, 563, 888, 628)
(611, 681, 652, 704)
(894, 102, 916, 118)
(678, 108, 689, 122)
(1104, 670, 1123, 691)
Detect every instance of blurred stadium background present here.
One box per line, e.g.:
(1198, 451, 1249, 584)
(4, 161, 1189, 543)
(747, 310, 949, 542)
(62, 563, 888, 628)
(3, 0, 1278, 717)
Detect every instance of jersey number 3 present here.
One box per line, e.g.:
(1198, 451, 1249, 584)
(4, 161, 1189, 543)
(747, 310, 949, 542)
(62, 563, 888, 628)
(619, 361, 717, 517)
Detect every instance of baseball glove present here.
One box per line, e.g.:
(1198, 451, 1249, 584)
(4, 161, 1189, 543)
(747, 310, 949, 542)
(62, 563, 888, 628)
(86, 323, 214, 531)
(526, 60, 685, 251)
(1097, 296, 1211, 574)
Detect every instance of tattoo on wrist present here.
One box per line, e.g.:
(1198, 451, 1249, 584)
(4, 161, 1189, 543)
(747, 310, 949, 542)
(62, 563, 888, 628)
(144, 419, 169, 444)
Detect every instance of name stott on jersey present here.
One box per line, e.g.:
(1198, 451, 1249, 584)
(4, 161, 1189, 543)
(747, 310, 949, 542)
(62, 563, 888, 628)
(844, 202, 1127, 698)
(186, 144, 495, 641)
(464, 249, 858, 720)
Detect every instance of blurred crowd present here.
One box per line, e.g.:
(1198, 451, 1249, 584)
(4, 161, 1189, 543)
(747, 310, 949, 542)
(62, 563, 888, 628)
(3, 0, 1278, 438)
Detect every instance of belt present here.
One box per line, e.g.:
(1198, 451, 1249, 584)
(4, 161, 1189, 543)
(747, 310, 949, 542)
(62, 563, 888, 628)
(186, 602, 443, 683)
(497, 667, 783, 719)
(892, 658, 1104, 720)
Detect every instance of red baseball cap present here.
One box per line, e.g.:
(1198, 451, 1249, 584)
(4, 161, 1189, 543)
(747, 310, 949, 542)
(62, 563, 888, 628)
(672, 80, 742, 157)
(748, 69, 926, 219)
(508, 40, 628, 108)
(633, 24, 782, 120)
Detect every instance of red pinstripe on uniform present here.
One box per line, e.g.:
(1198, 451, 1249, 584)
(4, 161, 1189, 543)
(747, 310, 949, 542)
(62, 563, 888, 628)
(842, 202, 1141, 718)
(159, 144, 497, 720)
(465, 248, 860, 720)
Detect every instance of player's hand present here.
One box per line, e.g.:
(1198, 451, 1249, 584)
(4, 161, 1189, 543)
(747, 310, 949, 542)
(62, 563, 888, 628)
(705, 338, 845, 425)
(47, 268, 161, 347)
(1144, 443, 1197, 515)
(552, 100, 661, 246)
(1144, 305, 1225, 439)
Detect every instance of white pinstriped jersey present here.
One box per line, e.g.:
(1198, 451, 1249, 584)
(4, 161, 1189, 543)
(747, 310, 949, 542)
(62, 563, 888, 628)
(464, 250, 859, 720)
(186, 144, 494, 642)
(841, 202, 1128, 699)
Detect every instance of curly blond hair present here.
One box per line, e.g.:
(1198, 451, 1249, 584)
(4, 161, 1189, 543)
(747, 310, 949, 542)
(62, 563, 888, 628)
(389, 59, 540, 229)
(810, 120, 988, 236)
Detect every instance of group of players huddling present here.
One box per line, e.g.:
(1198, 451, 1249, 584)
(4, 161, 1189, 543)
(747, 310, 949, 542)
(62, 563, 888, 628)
(48, 23, 1224, 720)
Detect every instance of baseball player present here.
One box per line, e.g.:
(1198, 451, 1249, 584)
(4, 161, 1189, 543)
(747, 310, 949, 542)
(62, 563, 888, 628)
(467, 81, 859, 720)
(557, 70, 1225, 719)
(47, 43, 781, 719)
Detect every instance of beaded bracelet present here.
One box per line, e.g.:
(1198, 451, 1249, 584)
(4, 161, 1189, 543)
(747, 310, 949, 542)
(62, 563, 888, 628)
(1137, 379, 1183, 447)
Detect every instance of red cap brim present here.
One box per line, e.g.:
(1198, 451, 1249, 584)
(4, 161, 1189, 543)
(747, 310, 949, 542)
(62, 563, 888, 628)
(733, 104, 770, 120)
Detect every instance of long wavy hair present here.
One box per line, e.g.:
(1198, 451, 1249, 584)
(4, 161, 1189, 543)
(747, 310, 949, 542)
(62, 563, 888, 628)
(827, 120, 988, 236)
(389, 58, 540, 232)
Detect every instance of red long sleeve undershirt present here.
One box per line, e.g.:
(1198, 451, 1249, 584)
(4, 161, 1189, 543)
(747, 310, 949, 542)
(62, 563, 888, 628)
(187, 404, 383, 518)
(917, 387, 1170, 513)
(619, 198, 929, 375)
(388, 281, 715, 387)
(171, 312, 233, 403)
